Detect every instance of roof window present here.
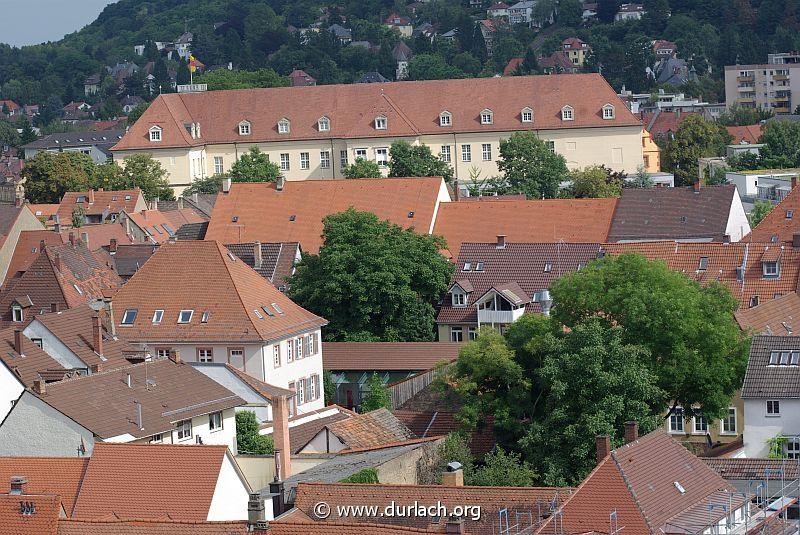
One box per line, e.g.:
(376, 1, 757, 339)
(254, 309, 263, 319)
(152, 309, 164, 324)
(698, 257, 708, 271)
(439, 111, 452, 127)
(318, 116, 330, 132)
(271, 303, 284, 315)
(262, 305, 274, 317)
(480, 109, 493, 125)
(178, 310, 193, 323)
(121, 309, 137, 325)
(561, 105, 574, 121)
(278, 118, 290, 134)
(475, 262, 485, 271)
(544, 263, 552, 273)
(602, 104, 615, 120)
(375, 115, 387, 130)
(462, 262, 472, 272)
(149, 126, 162, 142)
(201, 310, 210, 323)
(787, 210, 794, 220)
(521, 107, 533, 123)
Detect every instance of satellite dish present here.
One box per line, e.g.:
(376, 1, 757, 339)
(89, 299, 105, 312)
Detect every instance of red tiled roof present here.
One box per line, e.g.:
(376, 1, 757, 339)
(326, 408, 414, 450)
(392, 410, 496, 456)
(562, 37, 587, 49)
(268, 521, 444, 534)
(0, 457, 88, 516)
(161, 207, 207, 229)
(6, 230, 64, 278)
(433, 199, 616, 256)
(726, 124, 762, 145)
(71, 443, 234, 521)
(124, 210, 176, 243)
(538, 51, 578, 72)
(110, 241, 326, 343)
(642, 110, 698, 137)
(58, 519, 250, 535)
(735, 291, 800, 334)
(57, 189, 144, 222)
(0, 492, 60, 535)
(0, 326, 70, 386)
(205, 178, 446, 253)
(702, 457, 800, 480)
(322, 342, 462, 371)
(748, 184, 800, 243)
(503, 57, 524, 76)
(27, 204, 59, 221)
(59, 224, 136, 250)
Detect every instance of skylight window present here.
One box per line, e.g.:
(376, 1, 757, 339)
(271, 303, 284, 315)
(262, 305, 274, 317)
(152, 309, 164, 324)
(162, 223, 175, 236)
(462, 262, 472, 272)
(781, 351, 791, 365)
(770, 351, 780, 365)
(177, 310, 193, 323)
(121, 309, 137, 325)
(254, 309, 263, 319)
(787, 210, 793, 220)
(544, 263, 552, 273)
(698, 257, 708, 271)
(201, 310, 210, 323)
(475, 262, 484, 272)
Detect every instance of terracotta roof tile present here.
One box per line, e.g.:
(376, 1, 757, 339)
(641, 110, 697, 137)
(285, 409, 353, 454)
(59, 224, 136, 250)
(124, 210, 177, 243)
(392, 410, 495, 456)
(735, 292, 800, 334)
(225, 242, 299, 288)
(0, 457, 88, 516)
(433, 200, 616, 256)
(106, 244, 159, 278)
(57, 189, 144, 222)
(702, 457, 800, 480)
(0, 326, 72, 386)
(6, 230, 65, 279)
(268, 521, 445, 534)
(110, 241, 326, 343)
(327, 408, 414, 450)
(205, 179, 445, 254)
(0, 492, 60, 535)
(322, 342, 461, 371)
(58, 519, 250, 535)
(726, 124, 763, 145)
(27, 204, 59, 222)
(748, 184, 800, 243)
(0, 204, 36, 253)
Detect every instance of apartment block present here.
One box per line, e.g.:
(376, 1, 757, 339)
(724, 63, 800, 114)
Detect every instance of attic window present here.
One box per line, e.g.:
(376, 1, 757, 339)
(462, 262, 472, 272)
(674, 481, 685, 494)
(480, 109, 493, 125)
(201, 310, 210, 323)
(177, 310, 194, 323)
(125, 195, 131, 201)
(521, 107, 533, 123)
(77, 196, 89, 203)
(698, 257, 708, 271)
(289, 215, 296, 222)
(152, 309, 164, 324)
(271, 303, 284, 315)
(561, 106, 574, 121)
(475, 262, 484, 272)
(763, 261, 780, 278)
(11, 306, 22, 323)
(278, 118, 290, 134)
(439, 111, 452, 127)
(602, 104, 615, 120)
(254, 309, 263, 319)
(749, 295, 759, 308)
(121, 309, 137, 325)
(318, 116, 330, 132)
(787, 210, 794, 220)
(544, 262, 552, 273)
(149, 126, 162, 142)
(262, 305, 274, 317)
(238, 120, 251, 136)
(375, 115, 387, 130)
(232, 216, 239, 223)
(408, 211, 415, 218)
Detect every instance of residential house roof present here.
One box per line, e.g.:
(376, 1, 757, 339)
(0, 203, 40, 254)
(58, 519, 251, 535)
(158, 193, 217, 219)
(225, 242, 299, 289)
(288, 69, 316, 87)
(294, 482, 570, 532)
(735, 292, 800, 334)
(0, 100, 21, 113)
(110, 241, 326, 343)
(385, 13, 412, 25)
(267, 521, 444, 534)
(106, 244, 159, 278)
(393, 409, 495, 456)
(6, 229, 65, 278)
(34, 358, 244, 440)
(175, 221, 208, 240)
(59, 224, 136, 250)
(432, 199, 616, 257)
(357, 72, 390, 84)
(204, 178, 446, 253)
(282, 407, 354, 454)
(113, 74, 642, 152)
(727, 124, 763, 145)
(641, 110, 697, 138)
(0, 157, 23, 182)
(217, 363, 295, 400)
(328, 24, 352, 39)
(538, 51, 579, 73)
(748, 183, 800, 244)
(324, 408, 414, 451)
(438, 242, 603, 324)
(562, 37, 588, 49)
(28, 204, 59, 222)
(607, 184, 739, 242)
(391, 42, 413, 62)
(56, 188, 143, 223)
(0, 492, 60, 535)
(121, 209, 177, 244)
(503, 57, 524, 75)
(653, 39, 677, 52)
(538, 430, 740, 535)
(489, 2, 510, 8)
(22, 131, 125, 152)
(618, 2, 645, 12)
(71, 443, 241, 521)
(702, 457, 800, 480)
(0, 326, 70, 386)
(741, 335, 800, 398)
(322, 342, 461, 371)
(0, 457, 88, 516)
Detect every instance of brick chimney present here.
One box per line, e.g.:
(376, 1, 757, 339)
(32, 378, 45, 395)
(442, 463, 464, 486)
(693, 180, 701, 193)
(50, 303, 59, 313)
(141, 209, 148, 220)
(53, 253, 61, 272)
(453, 179, 460, 202)
(68, 232, 76, 246)
(793, 176, 798, 190)
(81, 232, 89, 248)
(624, 421, 639, 444)
(14, 329, 23, 356)
(254, 241, 263, 269)
(88, 189, 95, 203)
(272, 394, 292, 478)
(89, 363, 102, 374)
(445, 516, 466, 534)
(168, 349, 182, 364)
(151, 198, 158, 211)
(109, 238, 118, 253)
(39, 240, 46, 252)
(92, 314, 103, 356)
(9, 477, 27, 495)
(276, 175, 285, 192)
(596, 435, 611, 464)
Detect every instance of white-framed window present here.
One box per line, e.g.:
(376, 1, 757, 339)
(561, 106, 574, 121)
(451, 326, 463, 342)
(461, 144, 471, 162)
(318, 116, 330, 132)
(197, 348, 213, 363)
(767, 400, 781, 416)
(280, 153, 290, 171)
(156, 348, 171, 359)
(238, 120, 251, 136)
(177, 310, 193, 323)
(296, 337, 303, 359)
(11, 306, 22, 323)
(763, 262, 779, 278)
(311, 332, 319, 355)
(355, 148, 368, 160)
(721, 408, 736, 434)
(300, 152, 310, 170)
(287, 339, 293, 362)
(228, 347, 244, 368)
(278, 118, 290, 134)
(452, 291, 466, 307)
(547, 140, 556, 153)
(668, 407, 684, 433)
(31, 338, 43, 348)
(149, 433, 163, 444)
(214, 156, 224, 175)
(320, 151, 331, 169)
(273, 344, 281, 367)
(788, 438, 800, 459)
(482, 143, 492, 161)
(176, 420, 192, 441)
(375, 115, 387, 130)
(468, 327, 477, 341)
(288, 382, 296, 416)
(304, 335, 312, 356)
(602, 104, 615, 119)
(376, 148, 388, 166)
(309, 374, 317, 401)
(693, 413, 708, 433)
(439, 111, 452, 127)
(149, 126, 162, 142)
(152, 310, 164, 324)
(521, 107, 533, 123)
(121, 309, 137, 325)
(440, 145, 451, 163)
(481, 109, 493, 125)
(297, 379, 305, 404)
(209, 411, 223, 431)
(340, 150, 348, 168)
(201, 311, 210, 323)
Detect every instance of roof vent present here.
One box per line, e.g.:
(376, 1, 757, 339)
(289, 215, 296, 222)
(408, 211, 415, 218)
(232, 216, 238, 223)
(673, 481, 686, 494)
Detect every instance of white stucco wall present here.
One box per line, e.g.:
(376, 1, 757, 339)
(23, 320, 90, 370)
(167, 408, 237, 452)
(743, 398, 800, 457)
(0, 364, 24, 422)
(206, 452, 254, 521)
(300, 428, 346, 454)
(726, 187, 751, 242)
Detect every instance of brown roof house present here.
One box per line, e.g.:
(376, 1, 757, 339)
(225, 241, 301, 291)
(109, 240, 328, 415)
(0, 355, 245, 457)
(748, 181, 800, 244)
(118, 208, 178, 244)
(56, 188, 146, 228)
(735, 292, 800, 334)
(0, 202, 48, 286)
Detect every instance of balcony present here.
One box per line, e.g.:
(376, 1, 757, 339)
(775, 74, 789, 81)
(737, 75, 754, 82)
(477, 308, 525, 326)
(737, 97, 755, 104)
(774, 106, 790, 114)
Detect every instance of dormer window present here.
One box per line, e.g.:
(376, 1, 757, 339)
(439, 111, 452, 127)
(452, 290, 467, 307)
(278, 118, 290, 134)
(178, 310, 194, 323)
(149, 126, 162, 142)
(561, 106, 574, 121)
(521, 107, 533, 123)
(318, 116, 330, 132)
(763, 261, 780, 278)
(11, 305, 22, 323)
(602, 104, 615, 120)
(375, 115, 387, 130)
(238, 121, 251, 136)
(480, 109, 493, 125)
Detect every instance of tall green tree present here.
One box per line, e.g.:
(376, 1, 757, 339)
(661, 115, 732, 186)
(228, 147, 281, 183)
(389, 141, 454, 182)
(0, 121, 20, 149)
(470, 447, 538, 487)
(120, 154, 175, 201)
(562, 165, 624, 198)
(749, 200, 775, 228)
(759, 120, 800, 168)
(22, 151, 95, 203)
(288, 209, 454, 341)
(16, 116, 37, 146)
(497, 131, 569, 199)
(361, 373, 392, 411)
(558, 0, 584, 26)
(235, 411, 275, 454)
(343, 158, 382, 179)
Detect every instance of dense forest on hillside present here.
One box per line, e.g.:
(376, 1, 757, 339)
(0, 0, 799, 108)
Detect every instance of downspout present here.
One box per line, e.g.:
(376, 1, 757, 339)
(452, 132, 458, 180)
(330, 138, 336, 179)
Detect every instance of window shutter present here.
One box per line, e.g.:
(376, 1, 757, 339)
(313, 374, 320, 400)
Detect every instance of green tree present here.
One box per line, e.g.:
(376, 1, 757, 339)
(91, 162, 127, 191)
(470, 447, 538, 486)
(428, 432, 475, 484)
(550, 253, 750, 421)
(717, 104, 774, 126)
(0, 121, 20, 149)
(182, 174, 223, 196)
(388, 141, 454, 182)
(497, 131, 569, 199)
(726, 151, 761, 171)
(195, 68, 289, 90)
(235, 411, 275, 455)
(759, 120, 800, 168)
(749, 200, 775, 228)
(22, 151, 95, 203)
(343, 158, 382, 179)
(16, 116, 37, 146)
(228, 147, 281, 183)
(626, 165, 654, 188)
(339, 468, 379, 483)
(126, 102, 149, 126)
(99, 96, 123, 120)
(661, 115, 733, 186)
(288, 209, 453, 341)
(563, 165, 624, 198)
(121, 154, 175, 201)
(176, 58, 191, 86)
(71, 205, 86, 228)
(407, 54, 464, 80)
(361, 373, 392, 412)
(520, 319, 665, 485)
(558, 0, 584, 26)
(323, 370, 336, 405)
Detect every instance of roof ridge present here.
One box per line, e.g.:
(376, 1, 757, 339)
(298, 481, 568, 491)
(610, 440, 657, 533)
(211, 240, 270, 339)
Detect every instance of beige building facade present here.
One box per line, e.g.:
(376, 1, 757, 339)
(724, 63, 800, 114)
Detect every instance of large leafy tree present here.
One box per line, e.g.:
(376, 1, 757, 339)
(388, 141, 453, 182)
(344, 158, 382, 179)
(228, 147, 281, 183)
(22, 151, 95, 203)
(120, 154, 175, 201)
(360, 373, 392, 411)
(497, 131, 569, 199)
(288, 209, 453, 341)
(661, 115, 732, 186)
(562, 165, 624, 198)
(235, 411, 274, 454)
(759, 120, 800, 169)
(0, 120, 20, 149)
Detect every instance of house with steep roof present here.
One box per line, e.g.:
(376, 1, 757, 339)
(5, 229, 64, 279)
(0, 355, 244, 456)
(109, 241, 328, 411)
(118, 208, 177, 243)
(487, 2, 510, 18)
(104, 242, 158, 280)
(56, 188, 146, 228)
(259, 404, 355, 453)
(0, 203, 48, 286)
(58, 519, 252, 534)
(288, 69, 316, 87)
(735, 292, 800, 334)
(0, 457, 88, 517)
(290, 408, 414, 454)
(562, 37, 590, 66)
(225, 241, 300, 290)
(22, 131, 125, 165)
(748, 181, 800, 244)
(384, 14, 413, 37)
(111, 75, 647, 193)
(615, 2, 646, 20)
(538, 50, 580, 73)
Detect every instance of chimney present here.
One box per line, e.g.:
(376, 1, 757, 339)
(92, 314, 103, 356)
(89, 363, 102, 374)
(624, 421, 639, 444)
(14, 196, 22, 208)
(54, 222, 61, 233)
(271, 394, 293, 478)
(445, 516, 466, 534)
(793, 233, 800, 249)
(442, 463, 464, 486)
(141, 209, 148, 220)
(80, 232, 89, 248)
(596, 435, 611, 464)
(135, 401, 143, 431)
(254, 241, 263, 269)
(9, 477, 27, 496)
(168, 349, 182, 364)
(192, 193, 198, 204)
(793, 176, 798, 190)
(248, 492, 267, 529)
(151, 198, 158, 211)
(276, 175, 285, 192)
(68, 232, 76, 246)
(496, 234, 506, 249)
(53, 253, 61, 272)
(177, 197, 184, 209)
(39, 240, 46, 253)
(32, 378, 45, 395)
(222, 177, 232, 193)
(453, 179, 460, 201)
(269, 479, 286, 519)
(88, 189, 95, 203)
(693, 180, 701, 193)
(109, 238, 118, 253)
(14, 329, 23, 356)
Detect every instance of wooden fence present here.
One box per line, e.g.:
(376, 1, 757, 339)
(388, 364, 452, 409)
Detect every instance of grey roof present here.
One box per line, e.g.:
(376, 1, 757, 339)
(109, 244, 159, 277)
(225, 242, 299, 288)
(22, 130, 126, 151)
(742, 335, 800, 398)
(357, 72, 390, 84)
(175, 222, 208, 241)
(188, 362, 283, 404)
(328, 24, 352, 39)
